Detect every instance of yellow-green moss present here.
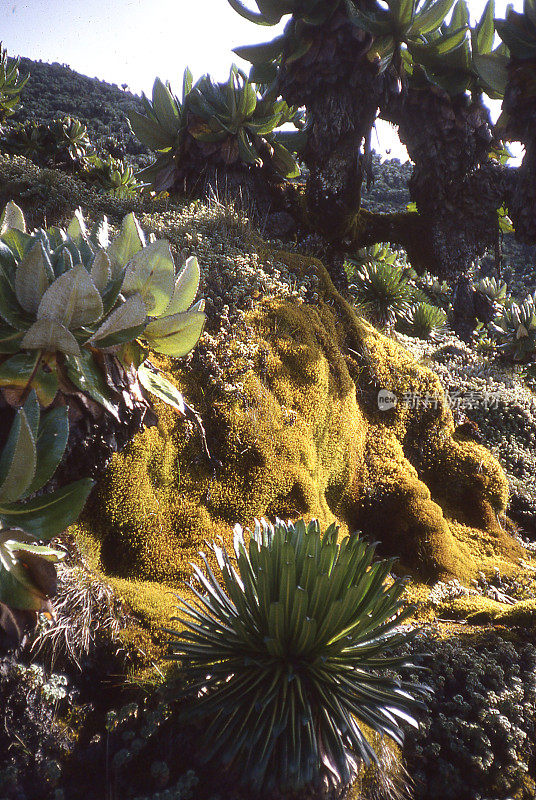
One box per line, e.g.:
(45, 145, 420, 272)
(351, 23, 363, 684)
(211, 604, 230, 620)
(105, 576, 179, 665)
(436, 594, 507, 623)
(434, 594, 536, 627)
(69, 246, 529, 649)
(495, 599, 536, 625)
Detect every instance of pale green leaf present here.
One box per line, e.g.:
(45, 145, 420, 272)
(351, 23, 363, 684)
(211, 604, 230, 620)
(122, 240, 175, 315)
(90, 250, 112, 293)
(14, 241, 51, 314)
(107, 212, 146, 278)
(0, 201, 26, 235)
(143, 309, 205, 357)
(152, 77, 182, 137)
(475, 0, 495, 53)
(137, 361, 186, 414)
(163, 256, 200, 315)
(21, 318, 82, 356)
(88, 293, 147, 346)
(36, 264, 103, 329)
(66, 208, 88, 243)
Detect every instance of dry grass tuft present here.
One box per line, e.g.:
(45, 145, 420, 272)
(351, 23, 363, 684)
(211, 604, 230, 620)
(31, 562, 132, 671)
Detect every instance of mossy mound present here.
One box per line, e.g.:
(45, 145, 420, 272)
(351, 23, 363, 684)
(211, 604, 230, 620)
(435, 594, 536, 626)
(0, 151, 529, 634)
(78, 247, 524, 600)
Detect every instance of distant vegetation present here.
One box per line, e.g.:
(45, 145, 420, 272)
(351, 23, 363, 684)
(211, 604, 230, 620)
(12, 58, 149, 161)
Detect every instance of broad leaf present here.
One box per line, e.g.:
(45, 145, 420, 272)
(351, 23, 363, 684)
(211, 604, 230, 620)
(0, 528, 64, 610)
(0, 409, 36, 503)
(66, 208, 88, 243)
(0, 353, 58, 406)
(473, 51, 508, 94)
(122, 240, 175, 315)
(234, 37, 286, 65)
(90, 250, 112, 293)
(270, 142, 300, 178)
(21, 318, 82, 356)
(0, 478, 94, 540)
(143, 309, 206, 357)
(106, 212, 146, 278)
(138, 361, 186, 414)
(163, 256, 200, 315)
(152, 77, 182, 137)
(65, 352, 120, 419)
(36, 264, 104, 329)
(24, 406, 69, 496)
(475, 0, 495, 53)
(128, 109, 174, 150)
(14, 241, 52, 314)
(0, 201, 26, 235)
(88, 293, 147, 347)
(0, 228, 33, 260)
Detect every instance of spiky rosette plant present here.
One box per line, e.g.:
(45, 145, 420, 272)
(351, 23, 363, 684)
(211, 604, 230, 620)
(397, 301, 447, 339)
(0, 44, 28, 129)
(488, 293, 536, 361)
(128, 66, 300, 197)
(0, 391, 93, 646)
(169, 518, 428, 797)
(0, 116, 93, 170)
(348, 255, 415, 328)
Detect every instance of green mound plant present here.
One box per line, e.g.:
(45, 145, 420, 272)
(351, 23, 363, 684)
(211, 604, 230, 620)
(0, 201, 205, 414)
(128, 65, 300, 194)
(0, 390, 92, 637)
(169, 517, 429, 796)
(0, 44, 28, 129)
(488, 293, 536, 361)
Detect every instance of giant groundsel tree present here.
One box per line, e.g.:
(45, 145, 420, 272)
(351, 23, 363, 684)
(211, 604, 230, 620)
(226, 0, 536, 336)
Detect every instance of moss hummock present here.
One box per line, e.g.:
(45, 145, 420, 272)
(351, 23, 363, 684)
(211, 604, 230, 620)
(77, 248, 525, 613)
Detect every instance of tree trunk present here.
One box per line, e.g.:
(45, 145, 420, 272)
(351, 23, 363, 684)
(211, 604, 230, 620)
(276, 7, 392, 241)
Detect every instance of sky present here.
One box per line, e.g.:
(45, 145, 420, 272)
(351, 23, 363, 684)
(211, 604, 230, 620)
(2, 0, 524, 162)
